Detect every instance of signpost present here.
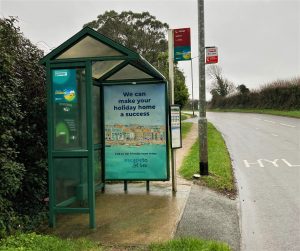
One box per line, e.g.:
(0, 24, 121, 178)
(174, 28, 191, 62)
(205, 46, 218, 64)
(170, 105, 182, 149)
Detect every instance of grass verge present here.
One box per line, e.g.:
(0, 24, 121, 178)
(180, 122, 236, 197)
(181, 122, 193, 139)
(209, 108, 300, 118)
(181, 112, 193, 121)
(0, 232, 103, 251)
(0, 234, 233, 251)
(149, 237, 232, 251)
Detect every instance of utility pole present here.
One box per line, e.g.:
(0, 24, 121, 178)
(198, 0, 208, 175)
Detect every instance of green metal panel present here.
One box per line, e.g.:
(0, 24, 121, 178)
(55, 207, 89, 214)
(52, 150, 88, 158)
(86, 61, 96, 228)
(102, 78, 160, 84)
(46, 62, 56, 227)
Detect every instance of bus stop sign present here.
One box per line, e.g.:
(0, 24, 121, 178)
(206, 46, 218, 64)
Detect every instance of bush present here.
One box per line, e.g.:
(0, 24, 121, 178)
(209, 78, 300, 110)
(0, 17, 47, 237)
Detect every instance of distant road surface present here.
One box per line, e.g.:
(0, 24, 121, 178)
(204, 112, 300, 251)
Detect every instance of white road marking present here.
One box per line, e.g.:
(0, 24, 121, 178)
(264, 120, 275, 124)
(254, 118, 262, 121)
(281, 159, 300, 167)
(271, 133, 278, 137)
(243, 159, 264, 167)
(279, 123, 296, 128)
(244, 159, 300, 167)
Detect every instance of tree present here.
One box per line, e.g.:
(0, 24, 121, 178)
(237, 84, 250, 94)
(84, 11, 169, 68)
(84, 11, 189, 107)
(156, 52, 189, 106)
(208, 65, 235, 97)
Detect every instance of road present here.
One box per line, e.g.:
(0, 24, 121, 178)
(187, 112, 300, 251)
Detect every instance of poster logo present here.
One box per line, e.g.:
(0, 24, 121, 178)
(64, 89, 76, 102)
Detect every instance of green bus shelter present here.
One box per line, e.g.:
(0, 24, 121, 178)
(40, 27, 169, 228)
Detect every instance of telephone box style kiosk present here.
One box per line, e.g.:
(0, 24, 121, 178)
(40, 27, 169, 228)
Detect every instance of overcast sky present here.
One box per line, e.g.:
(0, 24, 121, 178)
(1, 0, 299, 100)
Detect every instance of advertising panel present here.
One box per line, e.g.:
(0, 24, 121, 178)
(174, 28, 191, 61)
(104, 83, 168, 180)
(170, 105, 182, 149)
(52, 68, 85, 149)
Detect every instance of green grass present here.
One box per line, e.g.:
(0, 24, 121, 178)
(149, 238, 232, 251)
(180, 123, 235, 194)
(181, 113, 193, 121)
(0, 232, 102, 251)
(181, 122, 193, 139)
(209, 108, 300, 118)
(0, 234, 232, 251)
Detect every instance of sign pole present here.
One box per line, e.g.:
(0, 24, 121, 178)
(168, 29, 177, 192)
(190, 59, 195, 117)
(198, 0, 209, 175)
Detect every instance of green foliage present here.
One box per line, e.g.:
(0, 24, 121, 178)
(174, 67, 189, 107)
(84, 10, 169, 68)
(0, 17, 47, 236)
(236, 84, 250, 94)
(157, 52, 189, 107)
(209, 78, 300, 110)
(181, 122, 193, 139)
(180, 123, 235, 194)
(0, 232, 102, 251)
(149, 237, 232, 251)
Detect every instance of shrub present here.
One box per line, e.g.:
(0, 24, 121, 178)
(209, 77, 300, 110)
(0, 17, 47, 237)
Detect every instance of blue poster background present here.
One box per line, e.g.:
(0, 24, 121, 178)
(104, 83, 168, 180)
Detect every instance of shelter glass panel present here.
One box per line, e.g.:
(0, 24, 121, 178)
(107, 64, 154, 80)
(56, 36, 124, 59)
(93, 84, 101, 145)
(52, 68, 87, 150)
(92, 60, 124, 79)
(54, 157, 88, 207)
(94, 149, 102, 185)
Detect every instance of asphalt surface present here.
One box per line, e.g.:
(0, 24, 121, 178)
(205, 112, 300, 251)
(176, 185, 241, 251)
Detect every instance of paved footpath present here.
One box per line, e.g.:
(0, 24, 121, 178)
(176, 117, 241, 251)
(176, 185, 241, 251)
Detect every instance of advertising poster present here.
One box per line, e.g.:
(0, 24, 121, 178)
(104, 83, 168, 180)
(52, 69, 81, 149)
(53, 69, 77, 103)
(170, 105, 182, 149)
(174, 28, 191, 61)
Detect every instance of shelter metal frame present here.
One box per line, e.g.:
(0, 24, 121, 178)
(40, 27, 169, 228)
